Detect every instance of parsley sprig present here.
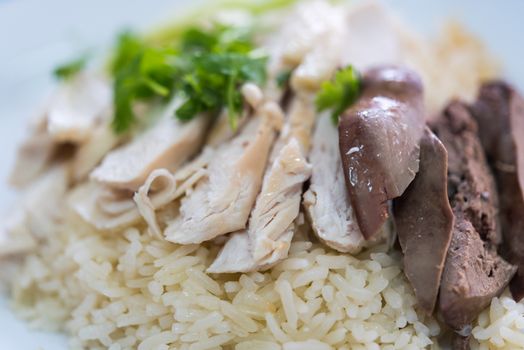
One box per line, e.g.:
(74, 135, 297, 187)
(110, 26, 267, 133)
(316, 65, 361, 124)
(176, 26, 266, 129)
(53, 54, 89, 80)
(111, 32, 178, 133)
(276, 69, 292, 88)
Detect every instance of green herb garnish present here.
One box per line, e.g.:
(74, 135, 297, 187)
(53, 55, 89, 80)
(111, 32, 178, 133)
(176, 26, 266, 129)
(110, 26, 267, 133)
(316, 65, 361, 124)
(276, 70, 292, 88)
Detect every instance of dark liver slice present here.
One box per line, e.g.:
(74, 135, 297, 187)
(439, 215, 516, 331)
(432, 101, 516, 331)
(393, 127, 453, 314)
(339, 65, 425, 239)
(452, 334, 471, 350)
(469, 81, 524, 301)
(432, 101, 501, 245)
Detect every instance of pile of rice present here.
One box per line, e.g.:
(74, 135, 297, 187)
(5, 207, 523, 350)
(8, 209, 442, 350)
(471, 295, 524, 350)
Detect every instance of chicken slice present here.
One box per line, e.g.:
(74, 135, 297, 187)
(164, 102, 282, 244)
(69, 183, 140, 231)
(264, 0, 344, 100)
(206, 108, 250, 148)
(134, 151, 212, 238)
(209, 95, 316, 272)
(91, 98, 210, 191)
(46, 73, 111, 143)
(9, 132, 56, 188)
(303, 114, 365, 253)
(71, 122, 119, 181)
(291, 11, 345, 92)
(208, 232, 256, 273)
(267, 0, 342, 71)
(9, 73, 112, 188)
(205, 83, 267, 148)
(283, 97, 316, 150)
(71, 147, 211, 232)
(115, 91, 256, 235)
(208, 137, 311, 273)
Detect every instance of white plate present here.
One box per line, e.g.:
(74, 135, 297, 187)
(0, 0, 523, 348)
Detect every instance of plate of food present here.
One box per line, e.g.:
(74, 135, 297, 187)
(1, 0, 524, 349)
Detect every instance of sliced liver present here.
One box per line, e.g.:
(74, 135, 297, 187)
(339, 65, 425, 239)
(452, 334, 471, 350)
(469, 81, 524, 301)
(432, 101, 501, 245)
(432, 101, 516, 332)
(393, 127, 454, 314)
(439, 215, 516, 331)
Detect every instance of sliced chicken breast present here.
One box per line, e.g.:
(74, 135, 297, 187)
(164, 103, 282, 244)
(91, 99, 210, 191)
(264, 0, 345, 100)
(207, 232, 256, 273)
(46, 73, 111, 143)
(209, 94, 316, 273)
(290, 5, 345, 92)
(209, 137, 311, 273)
(133, 152, 212, 238)
(267, 0, 343, 72)
(72, 122, 119, 181)
(130, 87, 263, 236)
(9, 132, 57, 189)
(304, 114, 365, 253)
(69, 183, 141, 231)
(10, 73, 112, 188)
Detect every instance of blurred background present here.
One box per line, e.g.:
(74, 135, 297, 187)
(0, 0, 523, 348)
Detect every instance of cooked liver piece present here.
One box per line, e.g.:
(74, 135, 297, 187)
(432, 101, 516, 331)
(393, 127, 454, 314)
(432, 101, 502, 245)
(339, 65, 425, 239)
(452, 334, 471, 350)
(469, 81, 524, 301)
(439, 216, 516, 331)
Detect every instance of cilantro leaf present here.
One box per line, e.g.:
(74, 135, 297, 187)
(110, 32, 178, 133)
(174, 26, 267, 129)
(316, 65, 361, 124)
(110, 32, 143, 75)
(109, 25, 267, 134)
(53, 55, 88, 80)
(181, 26, 253, 55)
(175, 52, 266, 128)
(276, 70, 292, 88)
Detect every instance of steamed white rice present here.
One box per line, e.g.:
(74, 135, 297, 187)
(9, 210, 442, 350)
(8, 206, 524, 349)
